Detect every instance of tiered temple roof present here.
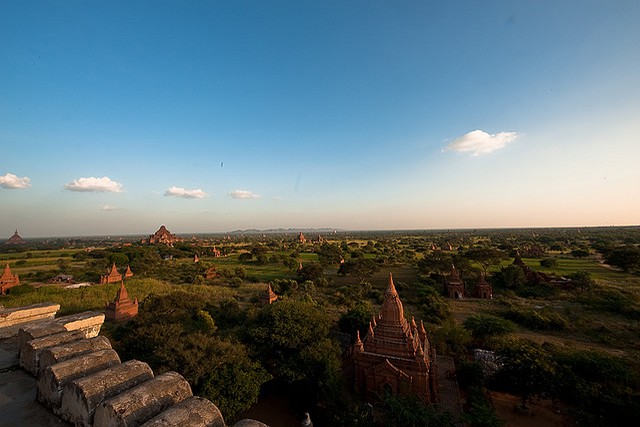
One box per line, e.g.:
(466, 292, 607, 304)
(6, 229, 26, 245)
(353, 273, 437, 403)
(105, 282, 138, 321)
(146, 225, 180, 246)
(100, 263, 123, 285)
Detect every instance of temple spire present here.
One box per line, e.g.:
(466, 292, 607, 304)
(386, 273, 398, 297)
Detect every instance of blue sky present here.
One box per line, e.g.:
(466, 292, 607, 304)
(1, 1, 639, 237)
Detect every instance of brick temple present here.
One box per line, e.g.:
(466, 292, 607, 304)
(105, 282, 138, 321)
(145, 225, 180, 246)
(353, 273, 438, 403)
(100, 263, 123, 285)
(475, 273, 493, 299)
(0, 263, 20, 294)
(5, 229, 26, 245)
(445, 264, 465, 299)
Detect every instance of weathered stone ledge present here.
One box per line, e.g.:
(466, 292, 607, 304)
(94, 371, 193, 427)
(0, 302, 60, 339)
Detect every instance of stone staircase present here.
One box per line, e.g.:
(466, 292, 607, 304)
(0, 303, 268, 427)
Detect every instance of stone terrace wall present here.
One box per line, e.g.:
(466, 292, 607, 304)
(0, 303, 268, 427)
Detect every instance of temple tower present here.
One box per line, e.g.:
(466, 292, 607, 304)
(445, 264, 465, 299)
(353, 273, 437, 403)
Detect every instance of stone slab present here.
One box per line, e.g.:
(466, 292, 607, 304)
(39, 336, 112, 373)
(20, 330, 88, 375)
(94, 371, 192, 427)
(60, 360, 154, 427)
(140, 396, 225, 427)
(37, 349, 121, 411)
(0, 303, 60, 339)
(19, 311, 105, 349)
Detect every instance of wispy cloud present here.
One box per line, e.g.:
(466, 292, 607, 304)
(101, 205, 119, 211)
(228, 189, 260, 199)
(443, 130, 520, 156)
(164, 186, 208, 199)
(0, 172, 31, 189)
(64, 176, 123, 193)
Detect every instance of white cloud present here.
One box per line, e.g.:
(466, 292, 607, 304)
(228, 189, 260, 199)
(443, 129, 520, 156)
(0, 172, 31, 189)
(164, 186, 208, 199)
(64, 176, 123, 193)
(101, 205, 119, 211)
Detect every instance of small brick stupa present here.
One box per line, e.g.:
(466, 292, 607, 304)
(475, 273, 493, 299)
(124, 265, 134, 278)
(353, 273, 438, 403)
(100, 263, 123, 285)
(105, 282, 138, 321)
(0, 263, 20, 294)
(445, 264, 465, 299)
(260, 284, 278, 305)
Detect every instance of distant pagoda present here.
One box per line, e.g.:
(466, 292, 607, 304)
(0, 263, 20, 294)
(144, 225, 180, 246)
(6, 230, 26, 245)
(100, 263, 123, 285)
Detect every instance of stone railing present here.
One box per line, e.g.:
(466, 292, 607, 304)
(0, 303, 269, 427)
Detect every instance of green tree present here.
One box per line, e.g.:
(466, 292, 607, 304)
(568, 270, 595, 292)
(463, 314, 516, 340)
(464, 248, 507, 275)
(297, 262, 324, 282)
(337, 258, 379, 280)
(494, 338, 557, 409)
(317, 243, 344, 265)
(605, 246, 640, 273)
(115, 292, 269, 420)
(339, 301, 373, 337)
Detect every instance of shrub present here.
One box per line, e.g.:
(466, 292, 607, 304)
(501, 305, 567, 331)
(464, 314, 516, 339)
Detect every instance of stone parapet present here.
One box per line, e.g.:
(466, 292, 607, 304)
(18, 311, 105, 348)
(140, 396, 225, 427)
(94, 371, 193, 427)
(61, 360, 154, 427)
(20, 329, 88, 375)
(37, 349, 121, 411)
(39, 336, 113, 373)
(1, 305, 271, 427)
(0, 302, 60, 339)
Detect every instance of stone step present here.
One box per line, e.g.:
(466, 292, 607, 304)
(140, 396, 225, 427)
(93, 371, 192, 427)
(37, 349, 121, 411)
(60, 359, 154, 427)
